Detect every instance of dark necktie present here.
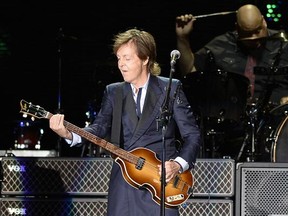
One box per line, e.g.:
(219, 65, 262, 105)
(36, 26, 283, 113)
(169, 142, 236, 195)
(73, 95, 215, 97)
(136, 88, 142, 117)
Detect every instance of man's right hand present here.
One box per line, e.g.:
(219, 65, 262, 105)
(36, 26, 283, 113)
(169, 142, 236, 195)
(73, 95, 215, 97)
(175, 14, 196, 37)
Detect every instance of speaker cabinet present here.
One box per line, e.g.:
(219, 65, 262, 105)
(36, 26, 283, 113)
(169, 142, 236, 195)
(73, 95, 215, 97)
(0, 197, 108, 216)
(1, 157, 234, 197)
(0, 197, 233, 216)
(235, 162, 288, 216)
(193, 158, 235, 197)
(0, 157, 112, 196)
(180, 198, 233, 215)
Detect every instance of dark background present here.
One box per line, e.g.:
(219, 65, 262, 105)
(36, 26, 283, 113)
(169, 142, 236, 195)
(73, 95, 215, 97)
(0, 0, 287, 156)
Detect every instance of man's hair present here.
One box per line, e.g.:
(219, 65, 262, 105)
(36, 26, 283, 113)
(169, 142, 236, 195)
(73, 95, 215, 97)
(113, 28, 161, 75)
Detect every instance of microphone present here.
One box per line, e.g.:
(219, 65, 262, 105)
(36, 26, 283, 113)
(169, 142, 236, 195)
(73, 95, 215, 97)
(170, 50, 181, 65)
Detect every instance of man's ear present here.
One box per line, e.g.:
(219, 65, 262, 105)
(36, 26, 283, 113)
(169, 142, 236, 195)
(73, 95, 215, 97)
(143, 57, 149, 66)
(262, 16, 267, 28)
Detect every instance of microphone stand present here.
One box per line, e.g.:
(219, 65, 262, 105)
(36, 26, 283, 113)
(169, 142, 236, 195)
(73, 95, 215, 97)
(157, 60, 176, 216)
(56, 27, 64, 157)
(55, 28, 77, 157)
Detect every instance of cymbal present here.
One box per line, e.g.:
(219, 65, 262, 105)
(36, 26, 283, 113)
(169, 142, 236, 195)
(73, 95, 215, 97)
(269, 31, 288, 42)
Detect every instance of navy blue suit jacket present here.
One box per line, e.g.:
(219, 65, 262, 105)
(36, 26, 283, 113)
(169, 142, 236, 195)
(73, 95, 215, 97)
(85, 75, 200, 216)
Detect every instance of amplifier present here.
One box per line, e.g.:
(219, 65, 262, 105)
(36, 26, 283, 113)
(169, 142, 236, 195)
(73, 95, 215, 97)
(0, 197, 108, 216)
(0, 197, 233, 216)
(193, 158, 235, 197)
(180, 198, 233, 215)
(1, 157, 234, 197)
(1, 157, 112, 196)
(235, 162, 288, 216)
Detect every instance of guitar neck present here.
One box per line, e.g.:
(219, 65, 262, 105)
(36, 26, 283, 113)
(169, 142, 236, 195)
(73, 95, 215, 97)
(46, 112, 138, 165)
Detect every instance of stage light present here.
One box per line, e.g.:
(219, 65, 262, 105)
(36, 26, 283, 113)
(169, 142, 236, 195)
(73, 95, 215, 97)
(265, 0, 283, 23)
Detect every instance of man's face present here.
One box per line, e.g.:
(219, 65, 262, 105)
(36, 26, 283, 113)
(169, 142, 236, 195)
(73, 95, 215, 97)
(237, 17, 268, 49)
(116, 41, 148, 86)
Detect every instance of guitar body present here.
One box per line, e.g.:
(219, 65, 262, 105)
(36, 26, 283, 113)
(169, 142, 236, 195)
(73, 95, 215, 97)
(115, 147, 193, 207)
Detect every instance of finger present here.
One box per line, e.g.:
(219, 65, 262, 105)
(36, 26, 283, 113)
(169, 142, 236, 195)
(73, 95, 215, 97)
(176, 14, 193, 21)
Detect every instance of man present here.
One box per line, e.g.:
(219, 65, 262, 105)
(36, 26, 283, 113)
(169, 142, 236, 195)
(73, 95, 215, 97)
(175, 4, 288, 161)
(49, 28, 200, 216)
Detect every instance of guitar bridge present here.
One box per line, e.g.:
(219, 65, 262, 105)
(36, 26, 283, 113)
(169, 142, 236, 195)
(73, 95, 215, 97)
(166, 194, 184, 203)
(136, 157, 145, 170)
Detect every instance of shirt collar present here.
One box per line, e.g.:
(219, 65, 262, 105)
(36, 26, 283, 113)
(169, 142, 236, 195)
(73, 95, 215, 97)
(131, 73, 150, 95)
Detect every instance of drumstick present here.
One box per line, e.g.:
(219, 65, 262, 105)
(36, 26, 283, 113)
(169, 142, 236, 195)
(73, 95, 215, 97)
(194, 11, 236, 19)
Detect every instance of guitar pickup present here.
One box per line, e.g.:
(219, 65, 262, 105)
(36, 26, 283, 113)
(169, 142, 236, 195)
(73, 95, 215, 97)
(173, 175, 180, 188)
(135, 157, 145, 170)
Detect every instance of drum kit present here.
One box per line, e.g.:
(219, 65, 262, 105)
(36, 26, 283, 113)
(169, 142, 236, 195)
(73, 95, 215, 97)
(182, 31, 288, 163)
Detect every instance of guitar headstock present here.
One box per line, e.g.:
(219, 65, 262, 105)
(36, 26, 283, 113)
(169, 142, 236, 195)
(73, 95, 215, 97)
(20, 99, 49, 120)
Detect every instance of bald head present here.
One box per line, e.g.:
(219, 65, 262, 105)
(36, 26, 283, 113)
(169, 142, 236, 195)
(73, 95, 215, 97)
(237, 4, 262, 31)
(236, 4, 267, 40)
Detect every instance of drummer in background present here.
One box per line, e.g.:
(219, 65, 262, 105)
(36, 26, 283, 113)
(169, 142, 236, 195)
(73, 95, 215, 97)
(175, 4, 288, 161)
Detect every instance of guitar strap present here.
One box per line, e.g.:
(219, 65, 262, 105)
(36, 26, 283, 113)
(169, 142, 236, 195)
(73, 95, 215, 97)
(110, 82, 124, 148)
